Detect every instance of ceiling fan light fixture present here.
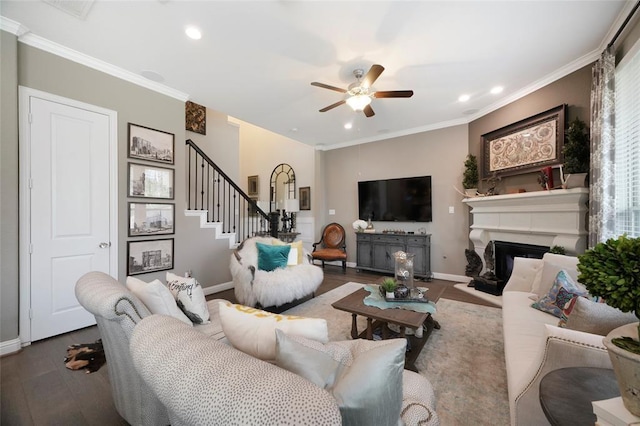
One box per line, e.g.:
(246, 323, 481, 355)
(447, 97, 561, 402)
(346, 94, 372, 111)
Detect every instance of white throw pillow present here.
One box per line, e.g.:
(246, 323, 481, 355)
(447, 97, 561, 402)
(125, 276, 192, 325)
(218, 302, 328, 361)
(165, 272, 210, 324)
(287, 247, 299, 266)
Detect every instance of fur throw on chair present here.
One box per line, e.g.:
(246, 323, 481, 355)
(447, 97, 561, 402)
(231, 237, 323, 308)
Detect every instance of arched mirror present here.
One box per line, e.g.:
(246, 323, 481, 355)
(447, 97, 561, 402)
(270, 163, 296, 212)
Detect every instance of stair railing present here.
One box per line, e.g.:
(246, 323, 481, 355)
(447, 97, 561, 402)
(186, 139, 270, 241)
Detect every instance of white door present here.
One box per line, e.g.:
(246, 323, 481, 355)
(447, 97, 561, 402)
(22, 90, 116, 342)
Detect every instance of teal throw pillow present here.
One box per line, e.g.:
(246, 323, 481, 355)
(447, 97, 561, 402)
(256, 242, 290, 272)
(531, 270, 587, 318)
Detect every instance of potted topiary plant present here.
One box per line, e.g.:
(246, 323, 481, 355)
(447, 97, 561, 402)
(380, 278, 397, 299)
(577, 234, 640, 415)
(462, 154, 479, 197)
(560, 117, 590, 188)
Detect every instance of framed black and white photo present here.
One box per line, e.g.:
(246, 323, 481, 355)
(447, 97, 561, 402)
(248, 175, 259, 196)
(127, 238, 174, 275)
(129, 203, 175, 236)
(128, 162, 174, 199)
(128, 123, 175, 165)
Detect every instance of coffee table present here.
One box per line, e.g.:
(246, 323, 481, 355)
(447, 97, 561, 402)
(331, 287, 439, 372)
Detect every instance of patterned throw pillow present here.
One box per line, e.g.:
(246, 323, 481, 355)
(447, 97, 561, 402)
(126, 276, 192, 325)
(275, 330, 405, 426)
(559, 296, 637, 335)
(218, 302, 328, 361)
(256, 242, 290, 271)
(531, 270, 587, 318)
(165, 272, 210, 324)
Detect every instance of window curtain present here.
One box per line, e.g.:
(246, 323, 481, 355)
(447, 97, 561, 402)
(588, 48, 616, 246)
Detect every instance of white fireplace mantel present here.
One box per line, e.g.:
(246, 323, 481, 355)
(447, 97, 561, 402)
(462, 188, 589, 257)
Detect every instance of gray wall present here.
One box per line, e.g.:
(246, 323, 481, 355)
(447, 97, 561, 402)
(322, 125, 470, 276)
(468, 64, 593, 194)
(1, 31, 20, 342)
(1, 40, 235, 343)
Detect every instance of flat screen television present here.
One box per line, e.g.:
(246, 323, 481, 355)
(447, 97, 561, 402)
(358, 176, 432, 222)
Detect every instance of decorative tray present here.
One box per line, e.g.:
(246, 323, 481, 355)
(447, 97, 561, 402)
(378, 286, 430, 303)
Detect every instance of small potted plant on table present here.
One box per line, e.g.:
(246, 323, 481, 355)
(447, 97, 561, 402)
(380, 278, 398, 299)
(577, 234, 640, 416)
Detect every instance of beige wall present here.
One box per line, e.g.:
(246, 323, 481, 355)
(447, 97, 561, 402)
(187, 108, 240, 184)
(322, 125, 470, 276)
(238, 119, 317, 229)
(1, 31, 20, 342)
(1, 42, 235, 343)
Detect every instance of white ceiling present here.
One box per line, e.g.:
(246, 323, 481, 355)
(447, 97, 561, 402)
(1, 1, 631, 149)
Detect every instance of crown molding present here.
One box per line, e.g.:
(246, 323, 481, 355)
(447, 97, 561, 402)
(18, 32, 189, 102)
(0, 16, 29, 36)
(317, 117, 468, 151)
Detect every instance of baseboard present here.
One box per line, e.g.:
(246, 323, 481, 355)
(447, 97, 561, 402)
(0, 338, 22, 356)
(433, 272, 471, 283)
(203, 281, 233, 296)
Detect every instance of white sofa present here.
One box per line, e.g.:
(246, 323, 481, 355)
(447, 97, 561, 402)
(502, 253, 613, 426)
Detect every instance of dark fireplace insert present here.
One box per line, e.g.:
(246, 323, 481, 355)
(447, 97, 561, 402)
(475, 241, 549, 295)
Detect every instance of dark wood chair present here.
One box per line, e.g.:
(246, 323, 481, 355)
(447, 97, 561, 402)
(312, 223, 347, 272)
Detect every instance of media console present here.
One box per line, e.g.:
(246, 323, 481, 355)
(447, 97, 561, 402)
(355, 232, 431, 278)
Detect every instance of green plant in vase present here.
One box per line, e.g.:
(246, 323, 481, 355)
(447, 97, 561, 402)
(577, 235, 640, 353)
(462, 154, 479, 196)
(563, 118, 590, 174)
(380, 278, 397, 296)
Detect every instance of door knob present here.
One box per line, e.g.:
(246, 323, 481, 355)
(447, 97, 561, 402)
(99, 242, 111, 249)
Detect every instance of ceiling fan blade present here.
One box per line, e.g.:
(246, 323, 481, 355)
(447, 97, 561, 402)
(362, 64, 385, 88)
(363, 105, 375, 117)
(373, 90, 414, 98)
(319, 100, 346, 112)
(311, 82, 347, 93)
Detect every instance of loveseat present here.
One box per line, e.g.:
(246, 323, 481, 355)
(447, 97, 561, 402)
(77, 271, 440, 425)
(501, 253, 629, 425)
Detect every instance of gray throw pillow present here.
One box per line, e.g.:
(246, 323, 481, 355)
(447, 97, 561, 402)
(275, 329, 405, 426)
(565, 296, 637, 336)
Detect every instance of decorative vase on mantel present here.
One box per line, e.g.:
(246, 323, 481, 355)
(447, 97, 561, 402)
(604, 322, 640, 416)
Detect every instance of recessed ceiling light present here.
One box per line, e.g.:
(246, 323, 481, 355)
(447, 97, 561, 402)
(458, 94, 470, 102)
(344, 123, 353, 130)
(185, 26, 202, 40)
(490, 86, 504, 95)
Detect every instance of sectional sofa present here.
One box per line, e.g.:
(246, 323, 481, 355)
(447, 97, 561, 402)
(76, 271, 440, 425)
(501, 253, 635, 425)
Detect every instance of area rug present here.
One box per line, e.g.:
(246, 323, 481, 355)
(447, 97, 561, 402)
(63, 339, 106, 374)
(284, 282, 510, 425)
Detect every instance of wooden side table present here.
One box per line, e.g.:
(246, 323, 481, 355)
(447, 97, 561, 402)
(539, 367, 620, 426)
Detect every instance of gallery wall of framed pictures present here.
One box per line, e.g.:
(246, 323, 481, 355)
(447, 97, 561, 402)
(127, 123, 176, 276)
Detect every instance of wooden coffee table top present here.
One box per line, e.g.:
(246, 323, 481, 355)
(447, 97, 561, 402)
(331, 288, 430, 329)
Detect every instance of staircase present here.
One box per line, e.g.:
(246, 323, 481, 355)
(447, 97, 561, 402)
(185, 139, 272, 248)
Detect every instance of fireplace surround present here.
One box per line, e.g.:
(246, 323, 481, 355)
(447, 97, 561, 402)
(463, 188, 589, 282)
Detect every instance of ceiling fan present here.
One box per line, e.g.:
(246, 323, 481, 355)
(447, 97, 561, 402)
(311, 64, 413, 118)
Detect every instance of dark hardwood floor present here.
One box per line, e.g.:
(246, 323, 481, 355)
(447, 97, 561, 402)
(1, 266, 495, 425)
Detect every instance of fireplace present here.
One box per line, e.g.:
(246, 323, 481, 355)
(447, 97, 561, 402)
(494, 241, 548, 284)
(462, 188, 589, 295)
(472, 241, 548, 295)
